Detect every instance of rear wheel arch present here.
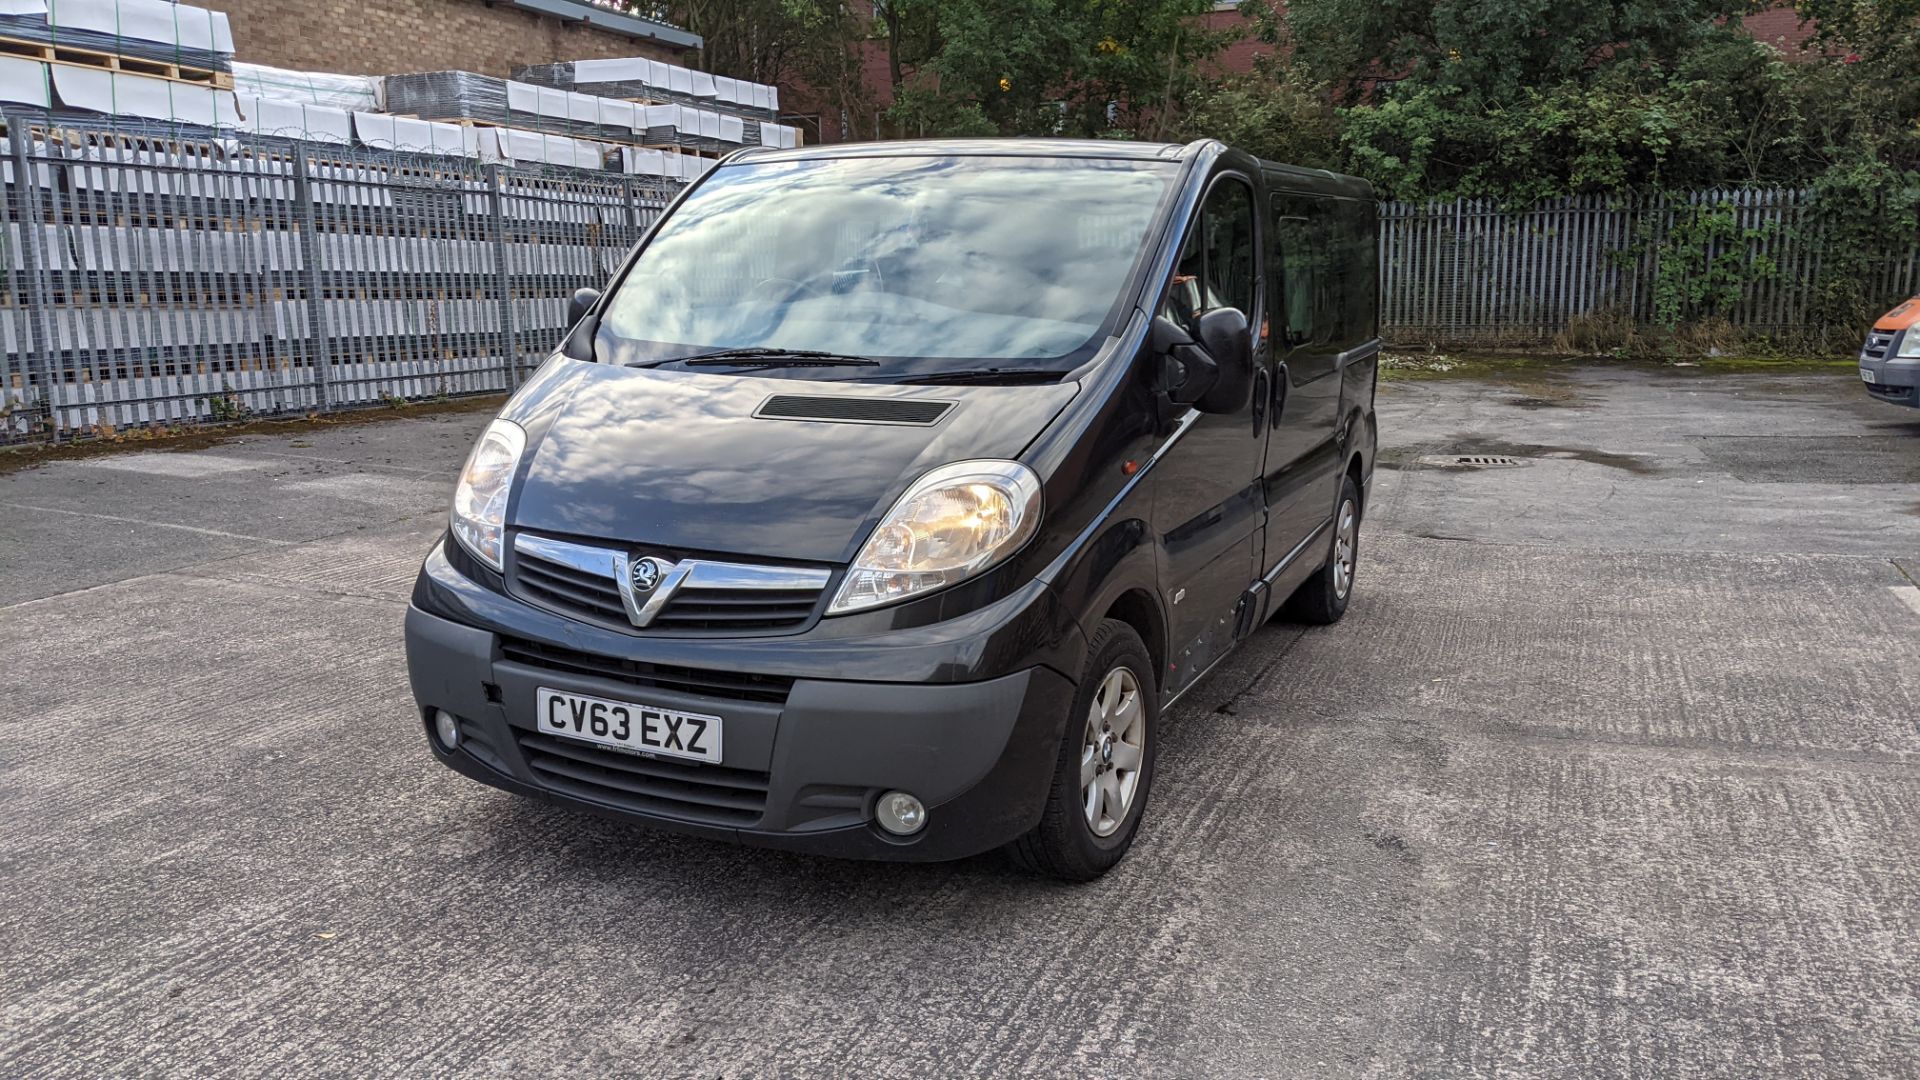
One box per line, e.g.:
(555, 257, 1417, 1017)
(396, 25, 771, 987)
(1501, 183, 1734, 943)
(1342, 407, 1375, 466)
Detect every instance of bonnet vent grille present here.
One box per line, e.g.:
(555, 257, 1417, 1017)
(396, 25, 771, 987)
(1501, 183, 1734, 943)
(755, 395, 953, 426)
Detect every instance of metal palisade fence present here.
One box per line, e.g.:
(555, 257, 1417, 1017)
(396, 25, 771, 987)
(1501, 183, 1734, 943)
(9, 127, 1920, 446)
(1379, 188, 1920, 343)
(1, 114, 679, 444)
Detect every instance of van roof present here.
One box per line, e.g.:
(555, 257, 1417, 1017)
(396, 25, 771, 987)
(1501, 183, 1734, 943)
(727, 138, 1374, 199)
(734, 137, 1192, 163)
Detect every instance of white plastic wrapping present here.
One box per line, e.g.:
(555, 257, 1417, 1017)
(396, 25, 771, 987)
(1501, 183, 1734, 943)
(51, 65, 240, 127)
(620, 146, 667, 177)
(0, 54, 50, 107)
(231, 62, 381, 112)
(758, 121, 798, 149)
(49, 0, 233, 54)
(492, 127, 610, 171)
(572, 57, 648, 84)
(352, 111, 480, 157)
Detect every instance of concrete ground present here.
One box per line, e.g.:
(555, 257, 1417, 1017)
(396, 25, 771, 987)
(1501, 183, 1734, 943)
(1, 364, 1916, 1078)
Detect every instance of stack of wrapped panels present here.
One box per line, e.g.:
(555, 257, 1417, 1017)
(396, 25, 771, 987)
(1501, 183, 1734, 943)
(513, 58, 779, 120)
(236, 94, 354, 144)
(634, 103, 756, 152)
(384, 71, 641, 146)
(351, 111, 485, 158)
(757, 121, 799, 149)
(485, 126, 614, 171)
(42, 63, 240, 130)
(0, 0, 234, 74)
(619, 145, 710, 181)
(231, 62, 381, 112)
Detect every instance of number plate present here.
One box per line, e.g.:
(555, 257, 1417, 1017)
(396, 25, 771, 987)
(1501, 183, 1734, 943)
(1862, 367, 1876, 383)
(535, 687, 722, 764)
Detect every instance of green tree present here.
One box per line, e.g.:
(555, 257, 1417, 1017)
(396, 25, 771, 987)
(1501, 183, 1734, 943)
(872, 0, 944, 99)
(626, 0, 877, 142)
(882, 0, 1223, 138)
(1279, 0, 1748, 104)
(1172, 66, 1340, 167)
(623, 0, 862, 97)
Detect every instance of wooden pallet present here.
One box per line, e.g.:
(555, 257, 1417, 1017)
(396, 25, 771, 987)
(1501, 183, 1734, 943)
(384, 114, 491, 128)
(0, 35, 234, 89)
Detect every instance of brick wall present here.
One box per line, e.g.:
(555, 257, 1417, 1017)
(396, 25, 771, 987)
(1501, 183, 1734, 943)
(201, 0, 689, 76)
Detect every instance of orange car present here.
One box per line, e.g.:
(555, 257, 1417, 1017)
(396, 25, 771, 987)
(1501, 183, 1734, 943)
(1860, 296, 1919, 408)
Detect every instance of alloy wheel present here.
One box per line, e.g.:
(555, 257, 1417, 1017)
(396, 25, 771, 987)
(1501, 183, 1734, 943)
(1080, 665, 1145, 837)
(1332, 497, 1357, 600)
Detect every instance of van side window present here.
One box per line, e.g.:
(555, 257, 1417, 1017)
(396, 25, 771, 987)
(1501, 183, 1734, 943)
(1274, 193, 1379, 371)
(1271, 204, 1323, 352)
(1162, 178, 1258, 336)
(1342, 200, 1379, 344)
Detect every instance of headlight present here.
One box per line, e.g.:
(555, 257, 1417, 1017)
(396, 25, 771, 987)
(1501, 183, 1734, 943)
(1898, 331, 1920, 359)
(450, 419, 527, 572)
(828, 459, 1043, 615)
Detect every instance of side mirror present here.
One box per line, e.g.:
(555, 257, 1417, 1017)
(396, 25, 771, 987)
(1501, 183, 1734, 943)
(1152, 316, 1219, 406)
(566, 287, 602, 329)
(560, 287, 603, 361)
(1193, 307, 1254, 414)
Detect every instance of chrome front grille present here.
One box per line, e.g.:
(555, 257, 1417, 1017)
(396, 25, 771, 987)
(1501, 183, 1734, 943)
(508, 533, 831, 635)
(514, 546, 628, 625)
(645, 585, 824, 631)
(1862, 331, 1895, 361)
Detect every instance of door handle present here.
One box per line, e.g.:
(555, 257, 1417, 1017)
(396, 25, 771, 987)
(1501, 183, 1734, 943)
(1272, 363, 1290, 417)
(1251, 369, 1269, 436)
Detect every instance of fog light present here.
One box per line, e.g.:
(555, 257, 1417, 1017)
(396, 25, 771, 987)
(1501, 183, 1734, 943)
(433, 709, 461, 750)
(875, 790, 927, 836)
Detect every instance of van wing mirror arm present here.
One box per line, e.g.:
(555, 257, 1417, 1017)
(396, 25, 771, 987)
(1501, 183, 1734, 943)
(1151, 315, 1220, 407)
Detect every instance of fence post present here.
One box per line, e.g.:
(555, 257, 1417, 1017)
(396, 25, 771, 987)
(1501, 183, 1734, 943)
(290, 147, 333, 412)
(625, 176, 645, 240)
(9, 125, 61, 442)
(487, 163, 518, 388)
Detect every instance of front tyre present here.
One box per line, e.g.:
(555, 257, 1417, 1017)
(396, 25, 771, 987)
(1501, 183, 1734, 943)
(1007, 619, 1158, 881)
(1284, 473, 1361, 625)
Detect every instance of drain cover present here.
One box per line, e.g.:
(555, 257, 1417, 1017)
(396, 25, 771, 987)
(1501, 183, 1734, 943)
(1416, 454, 1529, 469)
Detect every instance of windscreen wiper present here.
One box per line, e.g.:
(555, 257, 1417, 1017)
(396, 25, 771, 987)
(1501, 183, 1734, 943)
(636, 347, 879, 369)
(892, 368, 1073, 385)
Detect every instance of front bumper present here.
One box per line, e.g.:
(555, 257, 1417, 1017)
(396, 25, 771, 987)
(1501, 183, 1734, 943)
(1859, 339, 1918, 408)
(404, 564, 1083, 862)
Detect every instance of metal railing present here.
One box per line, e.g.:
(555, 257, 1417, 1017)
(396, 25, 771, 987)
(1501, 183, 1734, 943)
(1, 115, 679, 444)
(1380, 189, 1920, 344)
(12, 121, 1920, 446)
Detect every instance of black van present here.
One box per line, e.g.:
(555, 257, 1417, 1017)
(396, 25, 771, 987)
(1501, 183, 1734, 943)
(405, 138, 1379, 879)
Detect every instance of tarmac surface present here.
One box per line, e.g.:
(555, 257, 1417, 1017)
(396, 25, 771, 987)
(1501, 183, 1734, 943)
(2, 363, 1917, 1078)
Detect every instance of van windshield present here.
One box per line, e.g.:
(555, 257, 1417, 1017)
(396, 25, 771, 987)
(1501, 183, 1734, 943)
(600, 154, 1178, 374)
